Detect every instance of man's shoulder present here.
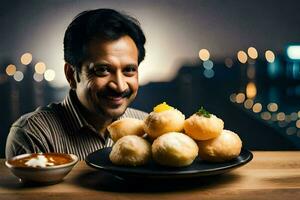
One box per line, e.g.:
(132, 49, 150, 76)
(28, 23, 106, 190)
(6, 104, 62, 159)
(11, 104, 60, 128)
(121, 107, 148, 120)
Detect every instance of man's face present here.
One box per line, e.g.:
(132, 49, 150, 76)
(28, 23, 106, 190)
(75, 35, 139, 119)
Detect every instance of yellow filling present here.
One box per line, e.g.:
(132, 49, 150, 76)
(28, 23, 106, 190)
(153, 102, 174, 113)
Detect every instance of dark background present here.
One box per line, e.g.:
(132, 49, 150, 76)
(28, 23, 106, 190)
(1, 0, 300, 158)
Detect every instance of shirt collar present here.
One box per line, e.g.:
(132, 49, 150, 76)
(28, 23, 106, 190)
(62, 90, 98, 133)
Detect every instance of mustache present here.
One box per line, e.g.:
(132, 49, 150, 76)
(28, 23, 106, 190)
(100, 88, 132, 98)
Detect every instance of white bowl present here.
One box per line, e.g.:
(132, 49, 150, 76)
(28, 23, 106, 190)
(5, 153, 79, 184)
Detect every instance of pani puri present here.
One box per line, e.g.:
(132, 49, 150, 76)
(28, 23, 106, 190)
(197, 130, 242, 162)
(107, 118, 145, 142)
(109, 135, 151, 166)
(152, 132, 198, 167)
(144, 102, 185, 139)
(184, 107, 224, 140)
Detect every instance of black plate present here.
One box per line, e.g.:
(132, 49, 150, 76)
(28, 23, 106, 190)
(85, 147, 253, 180)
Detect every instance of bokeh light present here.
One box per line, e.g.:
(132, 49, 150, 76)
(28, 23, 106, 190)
(287, 46, 300, 60)
(290, 112, 298, 121)
(203, 69, 214, 78)
(6, 64, 17, 76)
(296, 120, 300, 128)
(265, 50, 275, 63)
(13, 71, 24, 82)
(247, 47, 258, 59)
(277, 112, 286, 121)
(199, 49, 210, 61)
(252, 103, 262, 113)
(35, 62, 47, 74)
(261, 112, 271, 120)
(44, 69, 56, 81)
(236, 93, 246, 103)
(237, 50, 248, 63)
(267, 103, 278, 112)
(203, 60, 214, 69)
(229, 93, 236, 103)
(224, 58, 233, 68)
(33, 73, 44, 82)
(246, 82, 257, 99)
(20, 53, 33, 65)
(244, 99, 254, 109)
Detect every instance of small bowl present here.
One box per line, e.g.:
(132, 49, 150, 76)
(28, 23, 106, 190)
(5, 153, 78, 184)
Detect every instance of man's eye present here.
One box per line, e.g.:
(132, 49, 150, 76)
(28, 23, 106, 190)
(94, 66, 109, 76)
(124, 66, 137, 75)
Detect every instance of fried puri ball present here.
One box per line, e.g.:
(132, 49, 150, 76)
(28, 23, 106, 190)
(109, 135, 151, 166)
(184, 108, 224, 140)
(144, 102, 185, 139)
(107, 118, 145, 142)
(152, 132, 198, 167)
(197, 130, 242, 162)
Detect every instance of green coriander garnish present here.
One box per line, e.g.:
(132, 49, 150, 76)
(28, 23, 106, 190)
(196, 106, 211, 118)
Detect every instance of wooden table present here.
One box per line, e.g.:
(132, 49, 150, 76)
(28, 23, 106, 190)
(0, 151, 299, 200)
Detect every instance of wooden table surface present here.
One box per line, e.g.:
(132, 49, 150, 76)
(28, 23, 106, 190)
(0, 151, 299, 200)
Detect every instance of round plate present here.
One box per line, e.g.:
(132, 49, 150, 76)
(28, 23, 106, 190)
(85, 147, 253, 180)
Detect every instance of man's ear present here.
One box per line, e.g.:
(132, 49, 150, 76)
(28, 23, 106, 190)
(64, 63, 77, 89)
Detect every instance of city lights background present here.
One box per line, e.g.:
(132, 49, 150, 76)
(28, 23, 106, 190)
(1, 0, 300, 157)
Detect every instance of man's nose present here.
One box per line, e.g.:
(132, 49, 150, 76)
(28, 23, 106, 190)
(108, 72, 128, 92)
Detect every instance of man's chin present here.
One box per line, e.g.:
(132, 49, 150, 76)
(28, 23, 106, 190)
(100, 106, 127, 119)
(95, 96, 135, 119)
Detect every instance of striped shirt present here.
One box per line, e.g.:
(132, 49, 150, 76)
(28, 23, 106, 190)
(5, 90, 148, 160)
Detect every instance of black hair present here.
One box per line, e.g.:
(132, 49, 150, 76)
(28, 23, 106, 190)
(63, 8, 146, 71)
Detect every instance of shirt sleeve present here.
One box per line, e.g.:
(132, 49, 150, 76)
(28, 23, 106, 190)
(5, 125, 48, 159)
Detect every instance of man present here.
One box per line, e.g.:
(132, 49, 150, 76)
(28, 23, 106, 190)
(6, 8, 147, 160)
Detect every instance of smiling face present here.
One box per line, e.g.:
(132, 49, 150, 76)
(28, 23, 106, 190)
(74, 35, 139, 120)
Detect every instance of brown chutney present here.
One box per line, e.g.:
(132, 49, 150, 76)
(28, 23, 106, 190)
(7, 153, 74, 167)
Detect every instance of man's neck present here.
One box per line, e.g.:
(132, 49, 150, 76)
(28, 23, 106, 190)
(82, 109, 112, 134)
(71, 90, 113, 134)
(80, 102, 114, 134)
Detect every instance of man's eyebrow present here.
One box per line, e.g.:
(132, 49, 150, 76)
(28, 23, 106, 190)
(88, 62, 138, 70)
(88, 62, 109, 70)
(125, 64, 138, 68)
